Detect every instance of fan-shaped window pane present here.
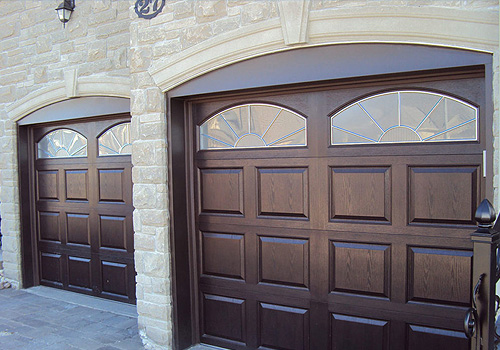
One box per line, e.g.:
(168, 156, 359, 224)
(199, 104, 307, 150)
(331, 91, 477, 145)
(98, 122, 132, 156)
(38, 129, 87, 159)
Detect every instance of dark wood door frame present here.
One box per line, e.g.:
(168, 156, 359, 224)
(168, 62, 495, 349)
(168, 97, 196, 349)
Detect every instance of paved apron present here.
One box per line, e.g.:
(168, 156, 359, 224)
(0, 287, 142, 350)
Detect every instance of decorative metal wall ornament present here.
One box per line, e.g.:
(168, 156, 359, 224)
(135, 0, 166, 19)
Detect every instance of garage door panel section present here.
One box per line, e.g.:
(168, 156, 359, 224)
(257, 167, 309, 219)
(38, 211, 61, 242)
(407, 247, 472, 306)
(99, 215, 128, 251)
(408, 166, 480, 225)
(65, 169, 89, 202)
(198, 168, 244, 216)
(98, 168, 127, 203)
(37, 170, 60, 201)
(258, 236, 309, 289)
(66, 213, 90, 246)
(258, 302, 310, 350)
(68, 256, 92, 291)
(100, 260, 132, 300)
(330, 167, 391, 223)
(40, 252, 63, 286)
(201, 293, 247, 345)
(330, 314, 390, 350)
(406, 324, 469, 350)
(201, 231, 245, 280)
(330, 241, 391, 298)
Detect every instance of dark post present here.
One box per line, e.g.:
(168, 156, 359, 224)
(470, 199, 499, 350)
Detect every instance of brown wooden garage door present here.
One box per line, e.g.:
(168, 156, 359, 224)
(31, 116, 135, 303)
(190, 71, 489, 349)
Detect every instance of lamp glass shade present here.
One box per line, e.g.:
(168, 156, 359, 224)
(57, 8, 72, 22)
(56, 1, 74, 24)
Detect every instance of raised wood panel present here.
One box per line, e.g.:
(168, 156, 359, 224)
(68, 256, 92, 290)
(101, 261, 128, 297)
(199, 168, 243, 215)
(202, 232, 245, 280)
(257, 167, 309, 218)
(99, 169, 125, 203)
(259, 236, 309, 288)
(407, 324, 469, 350)
(67, 213, 90, 245)
(330, 242, 390, 298)
(330, 167, 391, 222)
(37, 170, 59, 200)
(259, 302, 309, 350)
(38, 211, 60, 242)
(331, 314, 389, 350)
(409, 166, 478, 225)
(202, 293, 246, 343)
(65, 170, 88, 201)
(40, 252, 62, 285)
(99, 215, 127, 250)
(408, 247, 472, 305)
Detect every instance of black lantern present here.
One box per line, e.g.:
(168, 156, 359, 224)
(55, 0, 75, 27)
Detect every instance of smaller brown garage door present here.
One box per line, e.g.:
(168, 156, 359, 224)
(31, 116, 135, 303)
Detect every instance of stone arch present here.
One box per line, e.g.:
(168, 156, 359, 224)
(150, 5, 498, 92)
(8, 75, 130, 123)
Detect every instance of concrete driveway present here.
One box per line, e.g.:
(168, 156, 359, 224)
(0, 286, 222, 350)
(0, 286, 143, 350)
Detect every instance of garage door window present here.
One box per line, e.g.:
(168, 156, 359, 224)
(199, 104, 307, 150)
(331, 90, 478, 145)
(98, 122, 132, 156)
(37, 129, 87, 158)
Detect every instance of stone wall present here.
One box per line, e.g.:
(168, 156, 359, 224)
(129, 54, 171, 349)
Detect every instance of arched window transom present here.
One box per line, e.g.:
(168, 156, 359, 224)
(37, 129, 87, 159)
(98, 122, 132, 156)
(331, 91, 478, 145)
(199, 104, 307, 150)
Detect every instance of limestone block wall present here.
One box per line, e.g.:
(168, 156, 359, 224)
(129, 57, 171, 349)
(0, 0, 131, 285)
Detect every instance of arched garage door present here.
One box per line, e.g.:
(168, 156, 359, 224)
(29, 115, 135, 303)
(186, 67, 489, 349)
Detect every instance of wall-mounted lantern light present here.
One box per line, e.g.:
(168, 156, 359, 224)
(55, 0, 75, 28)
